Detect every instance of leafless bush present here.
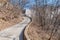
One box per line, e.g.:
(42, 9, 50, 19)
(31, 4, 60, 40)
(0, 2, 23, 21)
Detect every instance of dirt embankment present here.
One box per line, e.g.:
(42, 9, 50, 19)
(0, 1, 23, 31)
(25, 7, 60, 40)
(27, 22, 60, 40)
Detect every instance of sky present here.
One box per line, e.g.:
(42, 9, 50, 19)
(10, 0, 60, 9)
(24, 0, 60, 9)
(24, 0, 35, 9)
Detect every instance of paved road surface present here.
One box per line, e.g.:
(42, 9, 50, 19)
(0, 17, 30, 40)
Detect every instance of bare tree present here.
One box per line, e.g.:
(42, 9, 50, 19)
(31, 0, 60, 40)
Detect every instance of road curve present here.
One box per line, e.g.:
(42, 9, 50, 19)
(0, 17, 31, 40)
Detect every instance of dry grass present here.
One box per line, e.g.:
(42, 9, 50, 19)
(27, 22, 50, 40)
(0, 2, 23, 31)
(27, 22, 59, 40)
(25, 7, 60, 40)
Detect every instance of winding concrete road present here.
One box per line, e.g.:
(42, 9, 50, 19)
(0, 17, 31, 40)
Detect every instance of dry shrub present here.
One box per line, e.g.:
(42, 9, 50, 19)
(0, 2, 22, 21)
(0, 1, 23, 30)
(27, 6, 60, 40)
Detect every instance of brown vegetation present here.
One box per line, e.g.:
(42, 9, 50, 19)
(0, 1, 23, 31)
(25, 6, 60, 40)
